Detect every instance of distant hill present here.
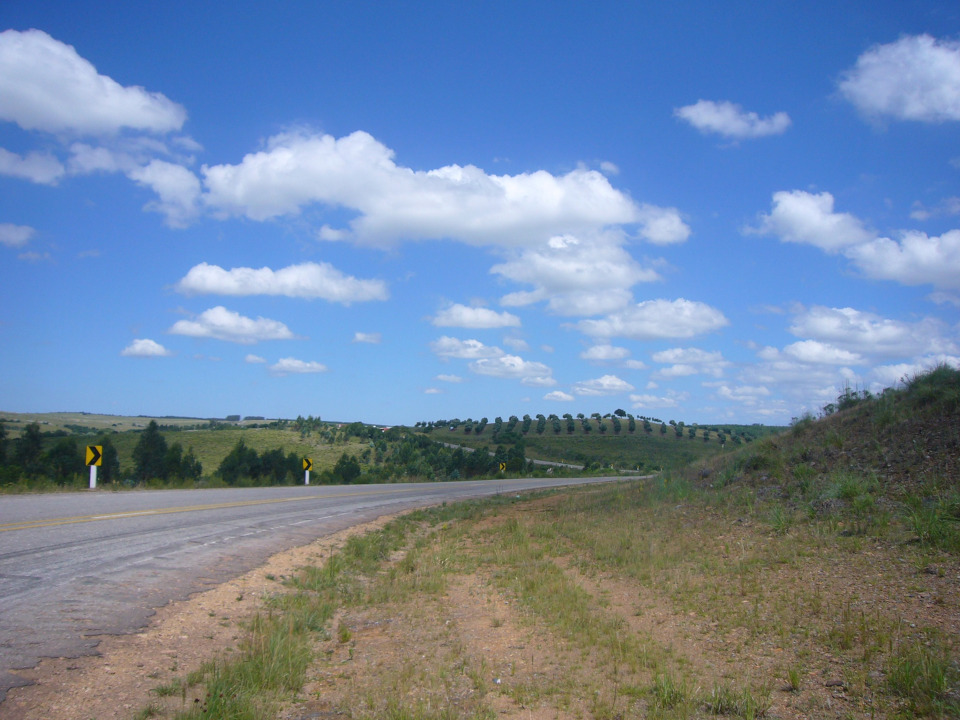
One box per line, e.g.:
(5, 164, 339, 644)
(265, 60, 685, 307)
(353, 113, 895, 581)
(423, 415, 786, 473)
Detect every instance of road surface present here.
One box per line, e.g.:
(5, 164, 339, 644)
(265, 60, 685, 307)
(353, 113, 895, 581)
(0, 476, 628, 702)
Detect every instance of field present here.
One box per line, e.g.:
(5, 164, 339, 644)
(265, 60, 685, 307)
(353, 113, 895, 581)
(14, 475, 957, 720)
(426, 419, 784, 473)
(0, 413, 374, 485)
(0, 410, 787, 486)
(2, 369, 958, 718)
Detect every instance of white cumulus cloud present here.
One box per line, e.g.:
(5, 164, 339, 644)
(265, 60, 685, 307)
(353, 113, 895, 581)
(576, 298, 729, 340)
(495, 232, 659, 316)
(128, 160, 202, 228)
(0, 29, 187, 135)
(629, 390, 688, 410)
(839, 34, 960, 123)
(169, 306, 296, 344)
(0, 147, 65, 184)
(544, 390, 575, 401)
(748, 190, 874, 252)
(674, 99, 791, 139)
(846, 230, 960, 290)
(0, 223, 34, 248)
(652, 347, 730, 378)
(176, 261, 388, 303)
(201, 130, 643, 243)
(468, 354, 554, 386)
(789, 305, 957, 359)
(121, 338, 172, 357)
(353, 332, 382, 344)
(269, 357, 327, 376)
(716, 384, 771, 404)
(432, 303, 520, 328)
(429, 336, 504, 360)
(572, 374, 635, 396)
(782, 340, 863, 365)
(580, 344, 631, 361)
(751, 190, 960, 289)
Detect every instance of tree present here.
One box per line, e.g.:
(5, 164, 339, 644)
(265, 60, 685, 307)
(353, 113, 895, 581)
(615, 408, 626, 418)
(15, 423, 45, 476)
(0, 422, 6, 465)
(163, 442, 184, 480)
(46, 438, 81, 484)
(181, 446, 203, 482)
(333, 453, 361, 484)
(217, 439, 260, 485)
(261, 447, 291, 484)
(97, 436, 121, 484)
(133, 421, 168, 481)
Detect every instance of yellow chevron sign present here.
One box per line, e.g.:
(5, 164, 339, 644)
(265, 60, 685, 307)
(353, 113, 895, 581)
(302, 458, 313, 471)
(85, 445, 102, 466)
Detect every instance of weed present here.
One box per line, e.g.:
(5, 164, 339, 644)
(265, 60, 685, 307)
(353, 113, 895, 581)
(149, 678, 182, 697)
(785, 666, 802, 692)
(707, 683, 771, 718)
(905, 496, 960, 552)
(131, 705, 162, 720)
(886, 631, 960, 716)
(650, 673, 691, 710)
(769, 503, 792, 536)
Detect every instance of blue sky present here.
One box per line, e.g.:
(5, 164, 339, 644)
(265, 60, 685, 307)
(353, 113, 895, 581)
(1, 1, 959, 426)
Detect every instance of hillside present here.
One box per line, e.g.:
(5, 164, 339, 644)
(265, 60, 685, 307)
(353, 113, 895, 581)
(424, 416, 785, 472)
(697, 365, 960, 550)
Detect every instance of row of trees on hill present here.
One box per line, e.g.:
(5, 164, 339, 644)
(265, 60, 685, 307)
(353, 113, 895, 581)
(417, 413, 754, 444)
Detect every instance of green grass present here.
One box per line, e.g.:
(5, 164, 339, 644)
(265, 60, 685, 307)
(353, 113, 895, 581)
(886, 631, 960, 716)
(133, 471, 958, 719)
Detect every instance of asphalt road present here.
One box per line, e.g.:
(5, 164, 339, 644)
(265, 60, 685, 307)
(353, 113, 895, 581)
(0, 476, 625, 703)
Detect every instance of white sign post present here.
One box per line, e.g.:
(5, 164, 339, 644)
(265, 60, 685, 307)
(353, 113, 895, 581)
(86, 445, 102, 490)
(303, 458, 312, 485)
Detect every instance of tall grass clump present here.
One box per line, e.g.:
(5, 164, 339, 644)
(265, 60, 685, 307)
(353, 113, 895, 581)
(886, 632, 960, 717)
(178, 612, 312, 719)
(905, 496, 960, 552)
(904, 363, 960, 412)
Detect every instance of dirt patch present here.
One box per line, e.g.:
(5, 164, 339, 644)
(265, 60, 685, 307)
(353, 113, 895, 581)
(0, 515, 397, 720)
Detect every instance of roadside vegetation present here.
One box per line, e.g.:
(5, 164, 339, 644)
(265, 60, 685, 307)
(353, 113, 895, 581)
(134, 366, 959, 719)
(0, 407, 785, 492)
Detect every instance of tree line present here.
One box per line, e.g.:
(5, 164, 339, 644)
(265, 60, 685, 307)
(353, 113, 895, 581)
(0, 420, 201, 487)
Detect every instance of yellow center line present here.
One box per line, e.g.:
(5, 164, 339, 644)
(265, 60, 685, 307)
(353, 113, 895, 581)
(0, 486, 427, 533)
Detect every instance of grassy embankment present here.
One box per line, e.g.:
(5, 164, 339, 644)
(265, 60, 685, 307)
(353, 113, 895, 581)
(136, 368, 960, 719)
(138, 478, 958, 719)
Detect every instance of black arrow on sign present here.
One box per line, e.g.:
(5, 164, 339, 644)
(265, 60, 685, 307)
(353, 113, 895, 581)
(86, 445, 102, 466)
